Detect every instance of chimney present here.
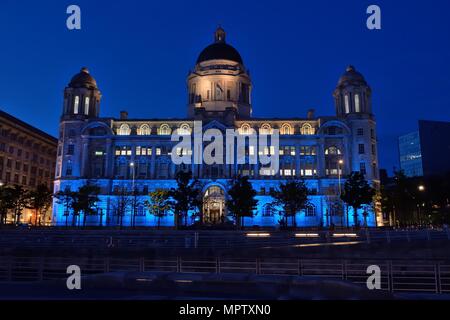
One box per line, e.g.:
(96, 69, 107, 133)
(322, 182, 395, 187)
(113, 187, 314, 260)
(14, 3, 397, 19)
(307, 109, 315, 119)
(120, 111, 128, 120)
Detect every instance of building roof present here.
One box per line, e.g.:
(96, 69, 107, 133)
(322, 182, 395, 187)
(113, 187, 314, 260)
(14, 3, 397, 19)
(0, 109, 58, 144)
(196, 27, 243, 65)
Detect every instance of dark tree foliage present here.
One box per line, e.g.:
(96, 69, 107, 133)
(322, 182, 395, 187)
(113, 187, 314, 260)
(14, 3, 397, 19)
(341, 172, 375, 228)
(270, 180, 309, 227)
(226, 175, 258, 229)
(169, 171, 203, 228)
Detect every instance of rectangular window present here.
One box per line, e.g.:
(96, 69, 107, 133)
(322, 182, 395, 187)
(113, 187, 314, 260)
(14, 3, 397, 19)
(74, 96, 79, 114)
(360, 162, 366, 175)
(357, 128, 364, 136)
(344, 95, 350, 113)
(358, 144, 365, 154)
(156, 148, 161, 156)
(67, 144, 75, 155)
(355, 94, 360, 112)
(372, 144, 376, 155)
(84, 97, 90, 115)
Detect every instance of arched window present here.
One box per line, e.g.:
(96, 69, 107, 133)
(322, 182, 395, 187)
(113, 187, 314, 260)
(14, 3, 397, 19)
(281, 123, 293, 135)
(300, 123, 314, 135)
(260, 123, 272, 135)
(305, 205, 316, 217)
(138, 124, 151, 136)
(239, 123, 252, 135)
(325, 146, 341, 155)
(215, 84, 223, 100)
(74, 96, 80, 114)
(178, 123, 191, 135)
(344, 94, 350, 113)
(354, 94, 360, 113)
(158, 124, 171, 135)
(262, 204, 273, 217)
(84, 97, 90, 115)
(118, 124, 131, 136)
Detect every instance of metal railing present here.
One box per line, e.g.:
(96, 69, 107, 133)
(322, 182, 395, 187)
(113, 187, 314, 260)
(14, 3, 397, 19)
(0, 229, 449, 249)
(0, 256, 449, 294)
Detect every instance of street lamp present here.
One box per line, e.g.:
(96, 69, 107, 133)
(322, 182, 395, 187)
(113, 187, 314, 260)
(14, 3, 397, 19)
(338, 160, 344, 196)
(417, 185, 425, 226)
(337, 159, 344, 228)
(130, 162, 135, 193)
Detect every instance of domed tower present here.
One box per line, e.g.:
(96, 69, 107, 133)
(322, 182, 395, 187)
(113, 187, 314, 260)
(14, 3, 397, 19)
(187, 27, 252, 121)
(56, 67, 101, 182)
(333, 65, 372, 117)
(333, 66, 379, 183)
(62, 67, 101, 120)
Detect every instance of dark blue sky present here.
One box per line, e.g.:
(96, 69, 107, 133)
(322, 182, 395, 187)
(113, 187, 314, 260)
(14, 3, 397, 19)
(1, 0, 450, 174)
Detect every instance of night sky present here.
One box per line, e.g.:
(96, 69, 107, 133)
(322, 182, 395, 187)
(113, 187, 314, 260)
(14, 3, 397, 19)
(1, 0, 450, 175)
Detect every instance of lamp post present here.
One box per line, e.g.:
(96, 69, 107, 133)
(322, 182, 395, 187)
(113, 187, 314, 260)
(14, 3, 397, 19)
(418, 185, 425, 226)
(338, 160, 344, 196)
(130, 162, 135, 192)
(337, 159, 344, 228)
(130, 162, 136, 228)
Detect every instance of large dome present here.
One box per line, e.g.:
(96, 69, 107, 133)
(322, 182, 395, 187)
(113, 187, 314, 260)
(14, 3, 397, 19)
(196, 27, 243, 65)
(69, 67, 98, 89)
(337, 65, 367, 87)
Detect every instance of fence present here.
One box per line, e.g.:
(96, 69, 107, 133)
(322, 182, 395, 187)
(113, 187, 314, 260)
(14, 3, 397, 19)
(0, 229, 449, 249)
(0, 256, 449, 294)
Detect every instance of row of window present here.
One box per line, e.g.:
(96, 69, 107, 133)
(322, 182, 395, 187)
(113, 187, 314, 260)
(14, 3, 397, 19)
(116, 123, 317, 136)
(0, 129, 55, 155)
(72, 96, 90, 115)
(344, 93, 362, 114)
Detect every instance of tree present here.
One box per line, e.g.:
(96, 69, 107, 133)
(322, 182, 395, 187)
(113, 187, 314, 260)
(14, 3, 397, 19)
(71, 185, 101, 227)
(0, 185, 14, 225)
(112, 187, 132, 228)
(340, 172, 375, 228)
(226, 176, 258, 229)
(28, 184, 53, 226)
(169, 171, 202, 228)
(145, 189, 171, 229)
(9, 185, 30, 224)
(54, 187, 75, 227)
(270, 180, 309, 227)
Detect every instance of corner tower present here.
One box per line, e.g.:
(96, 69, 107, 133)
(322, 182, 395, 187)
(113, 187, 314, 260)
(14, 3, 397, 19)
(333, 66, 379, 182)
(187, 27, 252, 121)
(62, 67, 101, 120)
(56, 67, 101, 182)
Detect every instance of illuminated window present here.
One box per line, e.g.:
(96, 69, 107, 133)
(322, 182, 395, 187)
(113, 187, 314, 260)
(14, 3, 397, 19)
(300, 123, 314, 135)
(355, 94, 360, 112)
(262, 204, 273, 217)
(260, 123, 272, 135)
(156, 148, 161, 155)
(325, 146, 341, 155)
(118, 124, 131, 136)
(158, 124, 171, 135)
(239, 123, 252, 135)
(344, 95, 350, 113)
(178, 123, 191, 135)
(74, 96, 79, 114)
(304, 205, 316, 217)
(84, 97, 90, 115)
(281, 124, 293, 135)
(138, 124, 151, 135)
(249, 146, 255, 156)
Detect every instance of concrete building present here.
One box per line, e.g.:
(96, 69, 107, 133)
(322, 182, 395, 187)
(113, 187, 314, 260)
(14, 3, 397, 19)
(53, 27, 381, 227)
(399, 120, 450, 178)
(0, 109, 58, 224)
